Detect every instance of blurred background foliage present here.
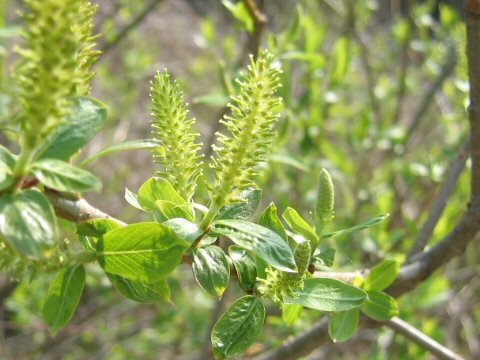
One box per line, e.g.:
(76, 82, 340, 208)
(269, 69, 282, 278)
(1, 0, 478, 359)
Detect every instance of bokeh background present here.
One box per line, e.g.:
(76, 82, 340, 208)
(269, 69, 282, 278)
(1, 0, 478, 359)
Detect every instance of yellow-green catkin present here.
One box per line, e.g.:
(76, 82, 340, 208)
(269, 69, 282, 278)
(150, 70, 203, 201)
(16, 0, 99, 149)
(209, 50, 282, 209)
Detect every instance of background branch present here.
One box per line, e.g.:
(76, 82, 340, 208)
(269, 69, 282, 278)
(385, 317, 464, 360)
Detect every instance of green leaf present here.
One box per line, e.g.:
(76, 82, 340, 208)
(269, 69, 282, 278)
(108, 274, 171, 303)
(0, 145, 16, 191)
(76, 218, 122, 238)
(283, 207, 319, 249)
(331, 36, 351, 84)
(285, 278, 367, 312)
(137, 178, 193, 220)
(282, 304, 303, 325)
(43, 265, 85, 334)
(315, 168, 334, 234)
(210, 220, 297, 273)
(124, 187, 144, 210)
(229, 246, 257, 292)
(80, 140, 158, 167)
(163, 218, 202, 244)
(0, 190, 57, 259)
(153, 200, 194, 222)
(193, 245, 230, 298)
(329, 308, 359, 342)
(193, 93, 230, 107)
(312, 248, 336, 268)
(216, 188, 262, 221)
(212, 296, 265, 359)
(32, 159, 101, 193)
(36, 97, 108, 161)
(364, 260, 400, 291)
(258, 203, 288, 241)
(361, 291, 398, 321)
(0, 162, 13, 191)
(321, 214, 389, 239)
(221, 0, 254, 33)
(0, 145, 17, 169)
(97, 222, 190, 283)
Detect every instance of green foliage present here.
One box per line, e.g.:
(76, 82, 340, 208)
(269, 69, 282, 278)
(192, 245, 230, 298)
(211, 295, 265, 359)
(211, 219, 297, 273)
(284, 278, 367, 312)
(150, 70, 203, 201)
(329, 308, 359, 343)
(96, 222, 190, 282)
(0, 190, 57, 259)
(43, 265, 85, 334)
(1, 1, 470, 358)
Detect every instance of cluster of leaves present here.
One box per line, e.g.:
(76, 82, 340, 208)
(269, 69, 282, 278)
(0, 1, 407, 359)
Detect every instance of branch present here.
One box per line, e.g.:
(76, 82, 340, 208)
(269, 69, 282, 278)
(407, 141, 469, 258)
(466, 0, 480, 197)
(404, 47, 457, 147)
(100, 0, 165, 55)
(385, 317, 464, 360)
(243, 0, 267, 59)
(45, 190, 126, 225)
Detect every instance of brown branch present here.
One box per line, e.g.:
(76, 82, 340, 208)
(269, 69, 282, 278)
(45, 190, 126, 225)
(243, 0, 267, 59)
(385, 317, 465, 360)
(466, 0, 480, 197)
(405, 48, 457, 147)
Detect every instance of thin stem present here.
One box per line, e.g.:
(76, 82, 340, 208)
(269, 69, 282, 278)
(385, 317, 464, 360)
(100, 0, 165, 55)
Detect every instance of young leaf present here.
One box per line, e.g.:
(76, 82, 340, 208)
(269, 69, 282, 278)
(193, 245, 230, 298)
(361, 291, 398, 321)
(124, 187, 144, 210)
(35, 97, 107, 161)
(80, 140, 158, 167)
(282, 207, 319, 249)
(210, 220, 297, 273)
(153, 200, 194, 222)
(258, 203, 288, 241)
(0, 145, 15, 190)
(216, 188, 262, 221)
(329, 308, 359, 342)
(315, 168, 334, 234)
(108, 274, 171, 303)
(0, 190, 57, 259)
(229, 246, 257, 292)
(212, 296, 265, 359)
(76, 218, 122, 238)
(43, 265, 86, 334)
(282, 304, 303, 325)
(312, 248, 336, 268)
(137, 178, 193, 221)
(163, 218, 202, 244)
(96, 222, 190, 283)
(363, 260, 400, 291)
(284, 278, 367, 312)
(32, 159, 101, 193)
(321, 214, 389, 239)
